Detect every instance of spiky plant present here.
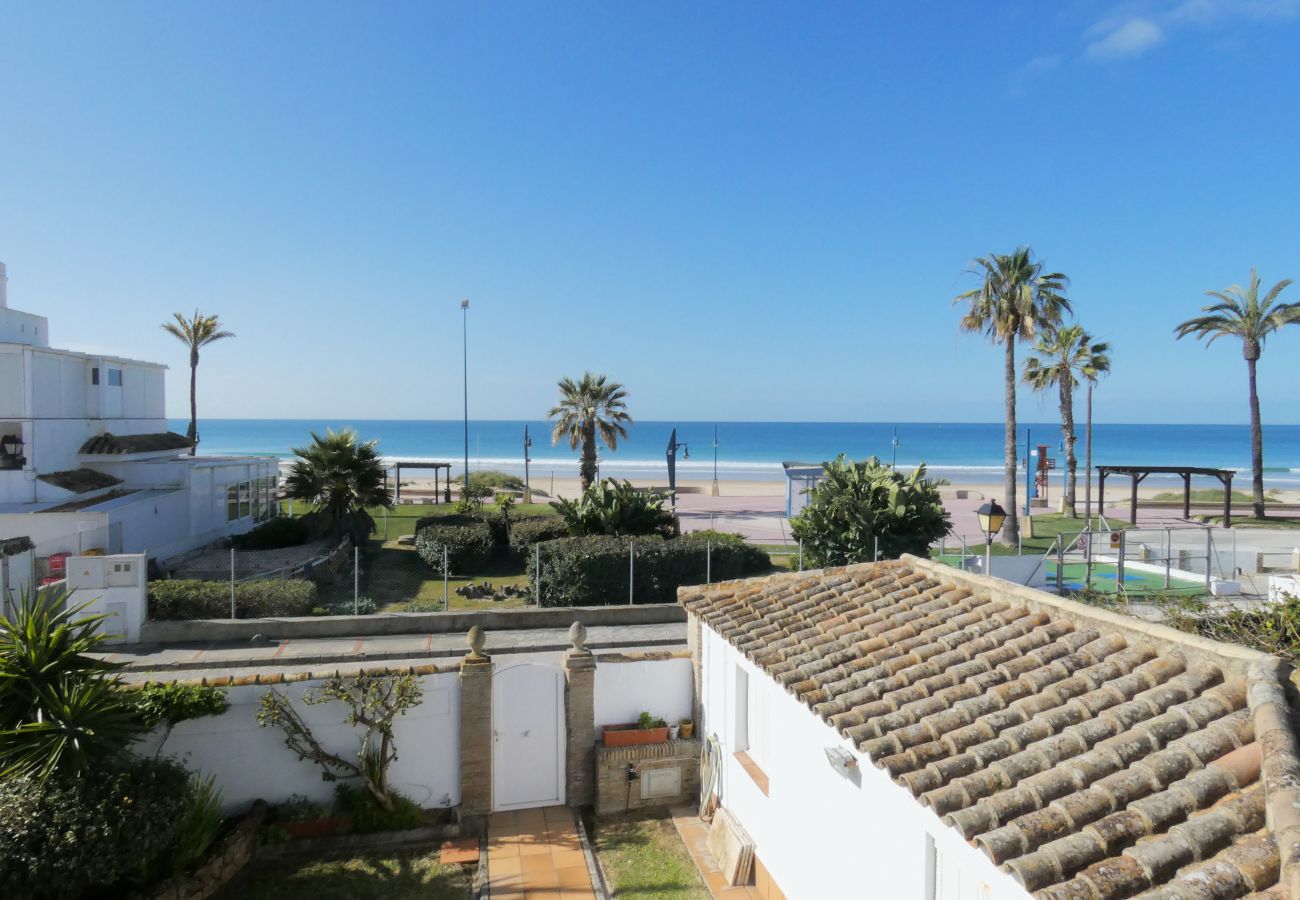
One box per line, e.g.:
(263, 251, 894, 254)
(548, 372, 632, 491)
(282, 428, 392, 543)
(955, 247, 1071, 545)
(161, 311, 234, 454)
(1176, 269, 1299, 519)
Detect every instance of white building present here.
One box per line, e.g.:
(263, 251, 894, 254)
(0, 262, 277, 571)
(682, 556, 1299, 899)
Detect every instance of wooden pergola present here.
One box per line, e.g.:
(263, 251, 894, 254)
(390, 461, 453, 504)
(1097, 465, 1235, 528)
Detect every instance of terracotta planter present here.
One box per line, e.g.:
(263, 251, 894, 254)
(679, 721, 695, 739)
(601, 723, 670, 747)
(281, 816, 351, 839)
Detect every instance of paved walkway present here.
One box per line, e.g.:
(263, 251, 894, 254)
(670, 806, 766, 899)
(98, 622, 686, 679)
(485, 806, 597, 899)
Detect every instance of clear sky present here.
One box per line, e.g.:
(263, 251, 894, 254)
(2, 1, 1299, 424)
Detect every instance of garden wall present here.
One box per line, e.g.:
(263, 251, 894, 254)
(594, 653, 694, 729)
(135, 672, 461, 811)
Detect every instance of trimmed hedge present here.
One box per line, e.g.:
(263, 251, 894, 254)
(414, 520, 495, 576)
(507, 515, 569, 558)
(0, 757, 192, 899)
(531, 531, 770, 608)
(148, 578, 317, 620)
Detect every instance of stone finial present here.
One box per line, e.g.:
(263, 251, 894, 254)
(467, 625, 486, 658)
(569, 621, 588, 651)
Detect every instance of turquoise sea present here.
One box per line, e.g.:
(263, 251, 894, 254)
(176, 419, 1300, 489)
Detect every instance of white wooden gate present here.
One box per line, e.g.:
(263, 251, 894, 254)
(492, 663, 566, 811)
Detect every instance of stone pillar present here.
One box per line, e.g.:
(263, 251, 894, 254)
(564, 621, 597, 807)
(458, 625, 492, 834)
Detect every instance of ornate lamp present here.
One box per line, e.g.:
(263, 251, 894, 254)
(975, 499, 1007, 573)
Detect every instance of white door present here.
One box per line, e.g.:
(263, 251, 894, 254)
(492, 663, 565, 811)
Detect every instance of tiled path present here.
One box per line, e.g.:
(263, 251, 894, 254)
(486, 805, 597, 899)
(670, 806, 760, 900)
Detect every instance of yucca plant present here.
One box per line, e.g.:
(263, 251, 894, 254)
(551, 478, 676, 537)
(0, 585, 141, 781)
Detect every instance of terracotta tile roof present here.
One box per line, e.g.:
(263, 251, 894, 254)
(36, 467, 123, 494)
(679, 556, 1300, 900)
(79, 431, 193, 455)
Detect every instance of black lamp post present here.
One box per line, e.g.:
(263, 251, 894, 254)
(975, 499, 1007, 574)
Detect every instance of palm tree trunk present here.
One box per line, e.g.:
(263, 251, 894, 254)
(188, 348, 198, 456)
(1003, 337, 1019, 547)
(1247, 356, 1265, 519)
(1060, 378, 1077, 517)
(580, 423, 597, 491)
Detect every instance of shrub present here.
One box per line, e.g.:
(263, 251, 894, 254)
(231, 516, 308, 550)
(551, 479, 677, 537)
(531, 532, 769, 607)
(507, 515, 569, 558)
(789, 455, 951, 567)
(148, 578, 317, 620)
(414, 521, 495, 576)
(0, 756, 192, 899)
(333, 783, 426, 833)
(128, 682, 229, 730)
(453, 470, 529, 493)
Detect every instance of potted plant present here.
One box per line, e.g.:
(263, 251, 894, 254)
(601, 712, 669, 747)
(679, 718, 695, 739)
(273, 794, 351, 839)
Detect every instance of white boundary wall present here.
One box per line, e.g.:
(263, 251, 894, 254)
(700, 624, 1031, 900)
(135, 673, 461, 812)
(595, 656, 694, 729)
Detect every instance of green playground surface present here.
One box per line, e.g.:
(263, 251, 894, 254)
(935, 555, 1205, 596)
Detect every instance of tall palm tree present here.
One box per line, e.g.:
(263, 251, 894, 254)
(282, 429, 392, 543)
(1023, 325, 1111, 518)
(161, 311, 234, 455)
(955, 247, 1071, 546)
(548, 373, 632, 491)
(1176, 269, 1299, 519)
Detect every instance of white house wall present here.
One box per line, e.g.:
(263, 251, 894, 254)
(0, 511, 110, 558)
(135, 673, 462, 813)
(701, 625, 1031, 900)
(594, 657, 694, 728)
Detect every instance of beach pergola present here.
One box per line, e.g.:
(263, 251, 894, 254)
(1096, 465, 1235, 527)
(390, 461, 452, 504)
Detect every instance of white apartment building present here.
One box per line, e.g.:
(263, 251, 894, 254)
(0, 262, 277, 572)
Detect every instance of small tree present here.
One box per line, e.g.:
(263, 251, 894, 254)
(790, 455, 951, 567)
(256, 671, 422, 812)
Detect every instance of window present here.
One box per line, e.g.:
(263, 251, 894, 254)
(733, 664, 771, 795)
(91, 367, 99, 385)
(734, 666, 750, 751)
(107, 368, 122, 386)
(227, 485, 240, 522)
(238, 481, 252, 519)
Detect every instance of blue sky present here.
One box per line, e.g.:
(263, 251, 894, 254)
(2, 1, 1299, 424)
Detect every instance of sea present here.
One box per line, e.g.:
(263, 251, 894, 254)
(175, 419, 1300, 490)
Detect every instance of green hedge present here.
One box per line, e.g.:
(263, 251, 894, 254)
(507, 515, 569, 558)
(149, 578, 317, 620)
(531, 532, 770, 607)
(414, 520, 495, 576)
(0, 757, 192, 899)
(231, 516, 308, 550)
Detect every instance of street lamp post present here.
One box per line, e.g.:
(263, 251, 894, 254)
(711, 425, 719, 497)
(976, 499, 1007, 576)
(891, 426, 899, 469)
(461, 299, 470, 501)
(523, 425, 533, 504)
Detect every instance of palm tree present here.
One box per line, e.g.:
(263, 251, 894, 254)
(282, 429, 392, 543)
(161, 311, 235, 455)
(1024, 325, 1111, 518)
(955, 247, 1071, 546)
(1176, 269, 1299, 519)
(548, 373, 632, 491)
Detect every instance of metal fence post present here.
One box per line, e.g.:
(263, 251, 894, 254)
(1164, 528, 1172, 589)
(1116, 531, 1126, 594)
(535, 543, 541, 607)
(443, 546, 449, 612)
(873, 535, 879, 562)
(629, 541, 635, 605)
(1056, 536, 1065, 594)
(1205, 528, 1213, 595)
(353, 545, 360, 614)
(706, 540, 712, 585)
(798, 539, 803, 572)
(960, 535, 968, 567)
(383, 508, 388, 541)
(230, 548, 236, 619)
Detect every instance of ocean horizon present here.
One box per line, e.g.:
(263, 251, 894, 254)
(177, 419, 1300, 489)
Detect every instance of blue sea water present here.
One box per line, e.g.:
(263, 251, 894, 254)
(176, 419, 1300, 488)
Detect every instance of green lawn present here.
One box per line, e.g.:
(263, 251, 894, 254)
(1150, 488, 1281, 504)
(281, 501, 556, 541)
(589, 814, 708, 899)
(214, 848, 471, 900)
(365, 543, 531, 612)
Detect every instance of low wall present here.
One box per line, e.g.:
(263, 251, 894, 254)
(596, 738, 701, 817)
(595, 654, 694, 729)
(140, 602, 686, 643)
(135, 672, 462, 811)
(132, 800, 267, 900)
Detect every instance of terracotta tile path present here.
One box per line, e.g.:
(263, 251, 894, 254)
(670, 806, 759, 899)
(486, 806, 597, 899)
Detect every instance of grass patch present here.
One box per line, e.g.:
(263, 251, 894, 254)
(213, 848, 471, 900)
(589, 813, 708, 899)
(1196, 515, 1300, 529)
(364, 544, 530, 612)
(1150, 488, 1278, 504)
(281, 501, 555, 541)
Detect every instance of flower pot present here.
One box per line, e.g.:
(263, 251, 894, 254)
(668, 724, 680, 740)
(679, 721, 695, 739)
(281, 816, 351, 839)
(601, 723, 670, 747)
